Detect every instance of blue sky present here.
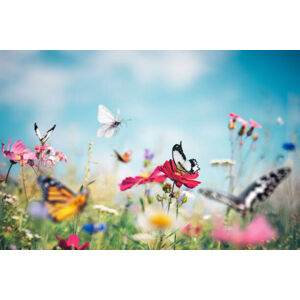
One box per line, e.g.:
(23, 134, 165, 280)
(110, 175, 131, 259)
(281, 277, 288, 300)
(0, 51, 299, 190)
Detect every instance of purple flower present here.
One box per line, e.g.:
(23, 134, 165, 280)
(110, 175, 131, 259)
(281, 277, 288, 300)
(144, 149, 154, 160)
(28, 202, 49, 219)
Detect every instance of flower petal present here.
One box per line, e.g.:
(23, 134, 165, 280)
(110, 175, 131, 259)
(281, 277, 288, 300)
(119, 176, 142, 191)
(67, 234, 80, 248)
(78, 241, 90, 250)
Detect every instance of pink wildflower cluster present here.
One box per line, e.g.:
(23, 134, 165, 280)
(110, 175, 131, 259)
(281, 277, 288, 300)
(228, 113, 262, 139)
(35, 145, 67, 167)
(212, 215, 276, 247)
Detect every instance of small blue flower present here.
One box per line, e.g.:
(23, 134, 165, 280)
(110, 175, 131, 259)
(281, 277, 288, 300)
(282, 142, 296, 151)
(82, 223, 108, 234)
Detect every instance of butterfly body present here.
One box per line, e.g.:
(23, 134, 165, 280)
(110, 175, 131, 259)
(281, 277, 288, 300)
(38, 176, 88, 222)
(97, 105, 122, 138)
(199, 167, 291, 213)
(34, 123, 56, 145)
(172, 141, 200, 174)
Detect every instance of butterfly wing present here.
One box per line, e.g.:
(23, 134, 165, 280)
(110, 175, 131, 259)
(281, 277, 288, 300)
(38, 176, 75, 203)
(50, 193, 88, 222)
(104, 126, 116, 138)
(199, 188, 245, 211)
(116, 108, 120, 121)
(172, 141, 188, 172)
(41, 124, 56, 145)
(189, 159, 200, 173)
(238, 167, 291, 211)
(97, 124, 111, 138)
(114, 150, 125, 162)
(34, 123, 42, 142)
(98, 105, 116, 124)
(37, 176, 88, 222)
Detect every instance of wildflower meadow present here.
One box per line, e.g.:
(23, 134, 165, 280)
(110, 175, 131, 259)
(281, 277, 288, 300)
(0, 51, 299, 250)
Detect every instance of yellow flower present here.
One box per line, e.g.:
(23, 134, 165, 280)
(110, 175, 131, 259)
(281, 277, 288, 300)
(149, 213, 172, 230)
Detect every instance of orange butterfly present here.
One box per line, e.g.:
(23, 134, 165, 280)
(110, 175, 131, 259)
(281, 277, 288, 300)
(37, 176, 88, 222)
(114, 150, 132, 163)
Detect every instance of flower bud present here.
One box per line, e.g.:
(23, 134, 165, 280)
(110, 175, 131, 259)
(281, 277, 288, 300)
(247, 127, 254, 136)
(238, 126, 247, 136)
(252, 132, 259, 141)
(228, 119, 236, 130)
(162, 182, 172, 193)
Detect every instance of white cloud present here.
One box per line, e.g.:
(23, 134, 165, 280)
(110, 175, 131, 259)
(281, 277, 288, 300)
(91, 51, 217, 89)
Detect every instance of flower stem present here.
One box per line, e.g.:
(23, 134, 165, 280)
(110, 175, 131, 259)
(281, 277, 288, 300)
(4, 162, 14, 183)
(31, 166, 38, 178)
(167, 182, 175, 212)
(21, 164, 29, 209)
(173, 201, 179, 250)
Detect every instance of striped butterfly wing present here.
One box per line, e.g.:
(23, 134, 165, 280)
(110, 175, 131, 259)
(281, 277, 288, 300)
(37, 176, 88, 222)
(199, 188, 245, 212)
(238, 167, 291, 211)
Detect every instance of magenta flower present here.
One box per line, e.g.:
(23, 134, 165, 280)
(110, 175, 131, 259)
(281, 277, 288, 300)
(157, 160, 201, 189)
(228, 113, 240, 121)
(56, 234, 89, 250)
(119, 167, 167, 191)
(212, 215, 276, 247)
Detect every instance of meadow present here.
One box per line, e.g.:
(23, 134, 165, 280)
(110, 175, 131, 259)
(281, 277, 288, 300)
(0, 110, 299, 250)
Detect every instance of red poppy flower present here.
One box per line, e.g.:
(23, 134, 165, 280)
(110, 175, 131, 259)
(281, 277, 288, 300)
(157, 160, 201, 189)
(56, 234, 89, 250)
(119, 167, 167, 191)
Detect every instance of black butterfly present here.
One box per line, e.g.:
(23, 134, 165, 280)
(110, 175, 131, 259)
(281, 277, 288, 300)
(199, 167, 291, 213)
(34, 123, 56, 145)
(172, 141, 200, 174)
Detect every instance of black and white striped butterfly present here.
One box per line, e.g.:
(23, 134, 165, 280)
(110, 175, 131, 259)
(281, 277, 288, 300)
(199, 167, 291, 213)
(34, 123, 56, 145)
(172, 141, 200, 174)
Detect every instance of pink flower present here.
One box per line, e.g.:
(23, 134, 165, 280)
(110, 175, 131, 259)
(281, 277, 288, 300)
(181, 223, 201, 236)
(212, 215, 276, 247)
(157, 160, 201, 189)
(228, 113, 240, 121)
(55, 151, 67, 162)
(119, 167, 167, 191)
(249, 119, 262, 129)
(237, 117, 249, 127)
(35, 145, 67, 167)
(2, 139, 36, 166)
(56, 234, 89, 250)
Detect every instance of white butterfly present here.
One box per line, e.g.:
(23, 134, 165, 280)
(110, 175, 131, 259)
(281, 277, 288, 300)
(34, 123, 56, 145)
(97, 105, 122, 138)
